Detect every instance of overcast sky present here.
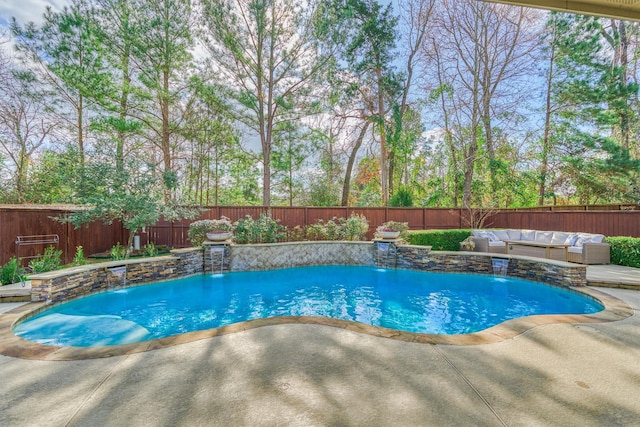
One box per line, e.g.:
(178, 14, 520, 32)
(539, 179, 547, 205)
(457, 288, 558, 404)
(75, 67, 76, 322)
(0, 0, 69, 29)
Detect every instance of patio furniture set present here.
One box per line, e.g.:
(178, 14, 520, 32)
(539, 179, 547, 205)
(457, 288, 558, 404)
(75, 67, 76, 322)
(470, 229, 610, 264)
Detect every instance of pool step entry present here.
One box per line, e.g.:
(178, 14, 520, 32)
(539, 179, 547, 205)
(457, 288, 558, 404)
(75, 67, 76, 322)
(374, 241, 398, 269)
(205, 242, 230, 275)
(107, 266, 127, 288)
(491, 258, 509, 277)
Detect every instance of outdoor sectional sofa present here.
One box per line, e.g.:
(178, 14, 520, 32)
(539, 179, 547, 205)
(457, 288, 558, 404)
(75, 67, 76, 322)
(470, 229, 610, 264)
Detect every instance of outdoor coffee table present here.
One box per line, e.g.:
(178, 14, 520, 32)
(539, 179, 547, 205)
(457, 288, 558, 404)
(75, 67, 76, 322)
(505, 240, 569, 261)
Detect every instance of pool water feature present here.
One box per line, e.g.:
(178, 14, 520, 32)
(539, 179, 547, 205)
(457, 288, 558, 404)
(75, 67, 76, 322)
(13, 265, 603, 347)
(209, 246, 225, 275)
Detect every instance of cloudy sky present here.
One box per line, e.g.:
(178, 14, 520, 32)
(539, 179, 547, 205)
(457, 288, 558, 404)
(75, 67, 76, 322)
(0, 0, 69, 29)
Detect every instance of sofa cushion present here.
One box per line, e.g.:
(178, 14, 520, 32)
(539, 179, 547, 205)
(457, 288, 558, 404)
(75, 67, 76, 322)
(567, 246, 583, 254)
(564, 234, 579, 246)
(492, 229, 510, 241)
(534, 231, 554, 243)
(472, 230, 489, 238)
(551, 232, 569, 244)
(520, 229, 536, 241)
(574, 233, 605, 247)
(472, 230, 498, 242)
(488, 241, 506, 248)
(485, 231, 499, 242)
(507, 229, 521, 240)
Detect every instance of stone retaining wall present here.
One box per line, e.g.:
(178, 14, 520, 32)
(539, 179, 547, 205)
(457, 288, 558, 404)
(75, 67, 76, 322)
(27, 242, 587, 304)
(29, 248, 203, 303)
(395, 245, 587, 287)
(229, 241, 375, 271)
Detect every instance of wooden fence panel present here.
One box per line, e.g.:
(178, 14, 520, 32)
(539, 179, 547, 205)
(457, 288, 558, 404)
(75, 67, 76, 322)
(489, 211, 640, 237)
(385, 208, 424, 229)
(0, 207, 124, 265)
(271, 207, 308, 229)
(350, 208, 386, 229)
(2, 205, 640, 265)
(305, 207, 350, 222)
(218, 206, 267, 221)
(424, 209, 464, 229)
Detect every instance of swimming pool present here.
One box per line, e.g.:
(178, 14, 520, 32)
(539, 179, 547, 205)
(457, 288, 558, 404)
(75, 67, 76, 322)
(13, 265, 602, 347)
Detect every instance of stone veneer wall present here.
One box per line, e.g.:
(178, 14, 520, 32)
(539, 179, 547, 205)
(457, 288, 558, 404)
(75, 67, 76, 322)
(28, 242, 587, 305)
(395, 245, 587, 287)
(30, 248, 203, 303)
(229, 241, 375, 271)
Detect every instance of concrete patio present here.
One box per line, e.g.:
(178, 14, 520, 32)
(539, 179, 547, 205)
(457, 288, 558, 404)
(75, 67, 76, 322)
(0, 268, 639, 426)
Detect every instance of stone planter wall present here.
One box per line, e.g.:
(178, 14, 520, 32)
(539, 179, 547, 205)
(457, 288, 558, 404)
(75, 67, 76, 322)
(395, 245, 587, 287)
(28, 242, 587, 305)
(30, 248, 203, 303)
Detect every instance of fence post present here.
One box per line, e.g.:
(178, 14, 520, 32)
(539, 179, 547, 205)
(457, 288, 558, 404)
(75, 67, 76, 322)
(66, 220, 72, 264)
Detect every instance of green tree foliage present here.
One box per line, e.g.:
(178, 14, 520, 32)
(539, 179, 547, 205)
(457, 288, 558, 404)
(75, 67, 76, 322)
(4, 1, 640, 210)
(0, 69, 60, 202)
(326, 0, 401, 205)
(550, 13, 640, 203)
(182, 78, 239, 206)
(132, 0, 193, 203)
(11, 0, 112, 168)
(200, 0, 330, 206)
(389, 186, 414, 207)
(60, 153, 197, 256)
(24, 149, 83, 203)
(271, 122, 309, 206)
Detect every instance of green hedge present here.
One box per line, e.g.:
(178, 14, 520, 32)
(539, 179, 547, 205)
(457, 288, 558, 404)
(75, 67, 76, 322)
(605, 236, 640, 268)
(407, 229, 471, 251)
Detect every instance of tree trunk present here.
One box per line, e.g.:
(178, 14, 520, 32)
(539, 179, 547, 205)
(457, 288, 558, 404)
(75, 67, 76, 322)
(161, 69, 172, 203)
(341, 122, 370, 206)
(376, 69, 389, 205)
(539, 39, 555, 206)
(116, 44, 131, 178)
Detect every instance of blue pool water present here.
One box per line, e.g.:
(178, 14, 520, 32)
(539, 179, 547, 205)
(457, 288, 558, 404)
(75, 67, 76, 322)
(13, 265, 603, 347)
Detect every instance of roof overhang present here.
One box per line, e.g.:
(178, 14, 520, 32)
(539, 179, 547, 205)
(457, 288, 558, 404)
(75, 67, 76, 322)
(486, 0, 640, 21)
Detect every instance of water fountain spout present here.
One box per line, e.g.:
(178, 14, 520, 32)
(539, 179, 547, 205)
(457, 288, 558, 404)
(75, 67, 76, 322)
(107, 266, 127, 288)
(209, 246, 225, 275)
(491, 258, 509, 277)
(375, 241, 396, 269)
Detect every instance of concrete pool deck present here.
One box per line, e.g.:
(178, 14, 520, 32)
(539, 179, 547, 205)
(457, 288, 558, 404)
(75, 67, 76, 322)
(0, 268, 639, 425)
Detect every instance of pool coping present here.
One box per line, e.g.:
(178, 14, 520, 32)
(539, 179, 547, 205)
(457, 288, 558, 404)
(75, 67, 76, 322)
(0, 285, 632, 361)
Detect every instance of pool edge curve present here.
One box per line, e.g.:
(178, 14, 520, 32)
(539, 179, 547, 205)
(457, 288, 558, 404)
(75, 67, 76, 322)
(0, 286, 632, 361)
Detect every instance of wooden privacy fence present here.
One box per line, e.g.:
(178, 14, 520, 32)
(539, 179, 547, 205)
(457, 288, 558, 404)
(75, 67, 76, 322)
(1, 204, 639, 266)
(0, 206, 126, 266)
(144, 206, 468, 249)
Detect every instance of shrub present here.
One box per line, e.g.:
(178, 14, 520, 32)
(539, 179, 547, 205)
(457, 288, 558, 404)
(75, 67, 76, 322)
(305, 220, 328, 240)
(286, 226, 306, 242)
(389, 186, 414, 207)
(234, 214, 286, 244)
(188, 217, 234, 246)
(72, 246, 87, 266)
(606, 236, 640, 268)
(341, 213, 369, 241)
(407, 229, 471, 251)
(305, 213, 369, 241)
(0, 257, 26, 285)
(28, 246, 63, 273)
(144, 242, 159, 257)
(110, 242, 127, 260)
